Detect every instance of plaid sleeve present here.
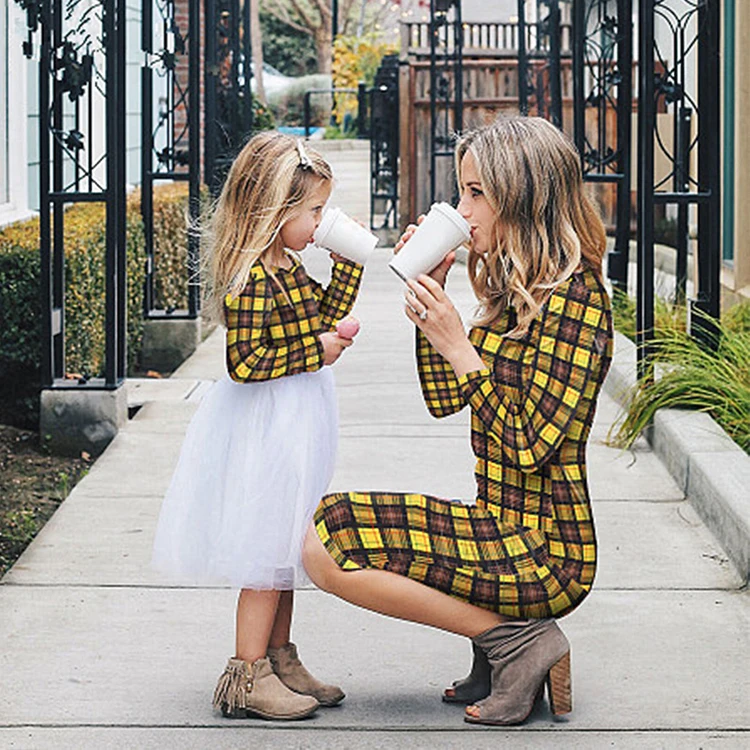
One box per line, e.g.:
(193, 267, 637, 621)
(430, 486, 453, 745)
(457, 280, 607, 472)
(316, 259, 364, 330)
(224, 270, 324, 381)
(415, 329, 467, 417)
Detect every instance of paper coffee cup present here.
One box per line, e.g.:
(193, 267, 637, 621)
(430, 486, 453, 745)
(388, 202, 471, 282)
(313, 207, 379, 265)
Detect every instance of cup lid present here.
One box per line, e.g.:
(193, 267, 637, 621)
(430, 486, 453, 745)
(432, 202, 471, 238)
(313, 207, 341, 244)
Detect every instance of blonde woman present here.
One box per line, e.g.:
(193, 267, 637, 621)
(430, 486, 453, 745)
(152, 132, 364, 720)
(303, 117, 613, 726)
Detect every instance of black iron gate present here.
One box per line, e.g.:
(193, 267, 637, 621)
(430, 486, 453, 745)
(369, 54, 399, 230)
(204, 0, 253, 197)
(637, 0, 721, 366)
(20, 0, 128, 389)
(141, 0, 201, 318)
(428, 0, 463, 206)
(573, 0, 633, 293)
(518, 0, 565, 127)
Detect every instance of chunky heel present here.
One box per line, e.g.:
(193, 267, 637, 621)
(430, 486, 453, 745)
(546, 651, 572, 716)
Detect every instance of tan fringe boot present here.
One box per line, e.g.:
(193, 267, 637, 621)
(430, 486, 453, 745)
(212, 656, 319, 720)
(267, 642, 345, 707)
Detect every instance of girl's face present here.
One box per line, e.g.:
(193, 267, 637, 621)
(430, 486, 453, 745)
(280, 179, 332, 252)
(457, 151, 496, 256)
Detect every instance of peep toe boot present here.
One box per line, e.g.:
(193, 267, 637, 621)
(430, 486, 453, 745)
(212, 656, 319, 720)
(442, 642, 491, 703)
(267, 642, 345, 707)
(465, 618, 572, 726)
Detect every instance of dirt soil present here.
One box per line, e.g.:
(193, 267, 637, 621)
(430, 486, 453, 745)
(0, 424, 90, 577)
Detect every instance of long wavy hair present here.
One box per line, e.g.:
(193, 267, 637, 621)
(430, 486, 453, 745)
(203, 131, 332, 323)
(455, 116, 606, 338)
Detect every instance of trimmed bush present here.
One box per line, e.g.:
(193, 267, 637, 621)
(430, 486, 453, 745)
(0, 184, 193, 429)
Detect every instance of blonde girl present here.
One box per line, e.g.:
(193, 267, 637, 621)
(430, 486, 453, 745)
(303, 117, 613, 727)
(152, 132, 363, 720)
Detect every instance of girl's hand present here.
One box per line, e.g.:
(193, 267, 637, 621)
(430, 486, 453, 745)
(394, 215, 456, 288)
(330, 219, 366, 265)
(320, 331, 353, 366)
(404, 274, 484, 376)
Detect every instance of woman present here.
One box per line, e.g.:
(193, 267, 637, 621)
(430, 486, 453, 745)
(302, 116, 613, 726)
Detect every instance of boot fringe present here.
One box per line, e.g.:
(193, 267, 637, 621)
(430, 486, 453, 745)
(212, 660, 250, 713)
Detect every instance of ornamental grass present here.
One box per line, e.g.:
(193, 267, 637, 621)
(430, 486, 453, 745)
(611, 301, 750, 454)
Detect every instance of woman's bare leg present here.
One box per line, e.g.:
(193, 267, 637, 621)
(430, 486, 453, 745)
(269, 590, 294, 649)
(302, 526, 504, 638)
(235, 588, 281, 663)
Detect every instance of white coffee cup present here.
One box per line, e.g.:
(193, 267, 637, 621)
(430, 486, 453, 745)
(313, 207, 379, 265)
(388, 202, 471, 282)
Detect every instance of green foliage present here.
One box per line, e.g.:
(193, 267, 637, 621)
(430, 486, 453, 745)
(252, 96, 276, 132)
(0, 185, 193, 428)
(260, 10, 318, 76)
(611, 302, 750, 454)
(332, 34, 397, 126)
(611, 289, 687, 342)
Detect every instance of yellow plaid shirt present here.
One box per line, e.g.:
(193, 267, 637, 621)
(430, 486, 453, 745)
(224, 255, 362, 382)
(416, 270, 613, 572)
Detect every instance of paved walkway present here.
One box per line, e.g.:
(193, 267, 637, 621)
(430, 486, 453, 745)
(1, 143, 749, 749)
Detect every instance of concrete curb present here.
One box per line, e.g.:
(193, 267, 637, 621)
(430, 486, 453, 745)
(604, 332, 750, 582)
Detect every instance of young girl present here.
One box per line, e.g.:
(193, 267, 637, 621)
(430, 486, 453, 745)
(152, 132, 363, 720)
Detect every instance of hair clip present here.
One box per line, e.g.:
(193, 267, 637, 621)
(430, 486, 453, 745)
(296, 139, 313, 169)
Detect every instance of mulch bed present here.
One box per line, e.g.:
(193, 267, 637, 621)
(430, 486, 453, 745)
(0, 424, 90, 577)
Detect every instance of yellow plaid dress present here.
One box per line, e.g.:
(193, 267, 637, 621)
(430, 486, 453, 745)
(314, 269, 613, 618)
(151, 254, 363, 589)
(224, 255, 363, 381)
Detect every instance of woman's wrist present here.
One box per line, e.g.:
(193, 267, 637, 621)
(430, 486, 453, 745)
(445, 339, 485, 378)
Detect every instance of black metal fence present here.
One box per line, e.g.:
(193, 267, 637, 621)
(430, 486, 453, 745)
(204, 0, 253, 197)
(573, 0, 633, 293)
(21, 0, 128, 389)
(141, 0, 201, 318)
(368, 55, 399, 230)
(637, 0, 721, 366)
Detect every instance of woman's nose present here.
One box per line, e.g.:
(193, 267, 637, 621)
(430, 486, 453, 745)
(457, 194, 470, 219)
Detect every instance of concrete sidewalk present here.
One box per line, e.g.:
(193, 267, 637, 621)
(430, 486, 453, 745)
(1, 144, 749, 749)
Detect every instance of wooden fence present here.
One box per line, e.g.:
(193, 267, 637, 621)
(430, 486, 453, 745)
(398, 56, 627, 229)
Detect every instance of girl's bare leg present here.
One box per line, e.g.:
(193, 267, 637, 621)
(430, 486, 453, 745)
(269, 590, 294, 649)
(302, 527, 505, 638)
(235, 588, 281, 663)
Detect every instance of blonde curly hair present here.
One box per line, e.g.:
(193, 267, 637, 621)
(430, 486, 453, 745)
(456, 116, 606, 337)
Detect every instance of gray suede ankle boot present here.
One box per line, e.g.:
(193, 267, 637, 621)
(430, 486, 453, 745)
(267, 642, 345, 707)
(465, 619, 571, 726)
(442, 642, 491, 704)
(212, 656, 319, 720)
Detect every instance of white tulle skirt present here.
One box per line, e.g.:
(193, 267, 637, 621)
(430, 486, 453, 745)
(151, 368, 337, 590)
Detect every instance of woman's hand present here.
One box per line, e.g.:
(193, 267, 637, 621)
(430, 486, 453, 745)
(320, 331, 353, 365)
(404, 274, 484, 377)
(394, 216, 456, 288)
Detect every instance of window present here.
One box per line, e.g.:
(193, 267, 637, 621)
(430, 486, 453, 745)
(0, 0, 30, 227)
(1, 0, 8, 204)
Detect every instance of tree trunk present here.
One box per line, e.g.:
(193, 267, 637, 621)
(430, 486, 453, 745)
(314, 24, 332, 75)
(250, 0, 266, 104)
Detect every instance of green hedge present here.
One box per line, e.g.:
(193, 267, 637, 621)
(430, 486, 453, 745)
(0, 184, 192, 429)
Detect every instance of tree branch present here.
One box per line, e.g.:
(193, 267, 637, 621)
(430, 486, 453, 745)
(263, 3, 313, 36)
